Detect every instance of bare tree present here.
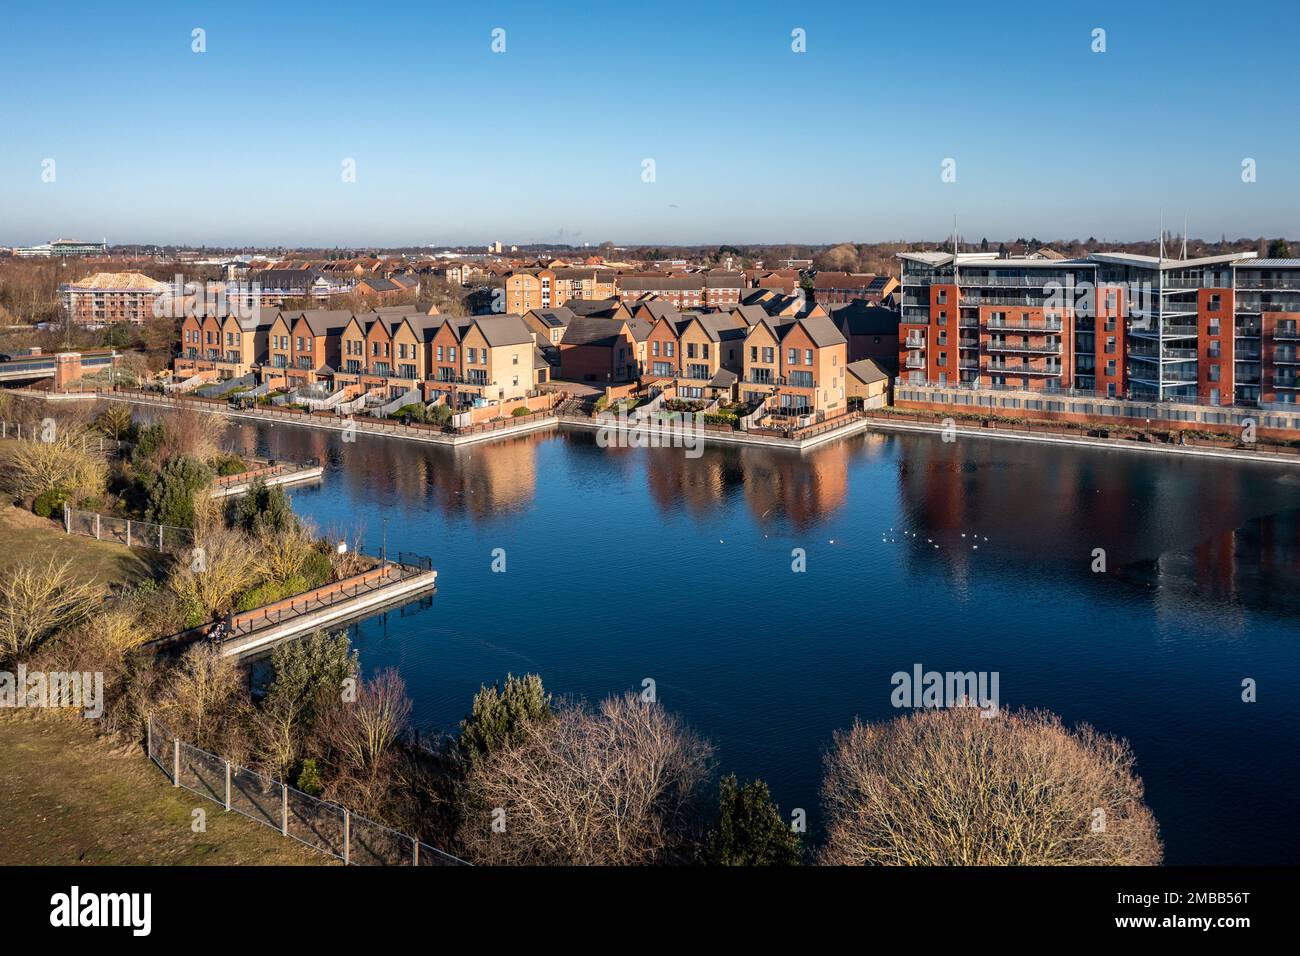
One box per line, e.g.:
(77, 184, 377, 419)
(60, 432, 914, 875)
(0, 423, 107, 502)
(0, 556, 105, 661)
(819, 707, 1163, 865)
(316, 669, 411, 786)
(462, 694, 713, 865)
(167, 522, 258, 622)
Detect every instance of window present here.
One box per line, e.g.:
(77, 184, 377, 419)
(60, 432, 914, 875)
(512, 354, 519, 364)
(750, 346, 757, 361)
(665, 342, 674, 357)
(937, 290, 947, 304)
(805, 349, 813, 365)
(788, 348, 798, 365)
(653, 341, 660, 356)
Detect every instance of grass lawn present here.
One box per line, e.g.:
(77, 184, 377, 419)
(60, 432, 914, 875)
(0, 504, 161, 586)
(0, 714, 326, 866)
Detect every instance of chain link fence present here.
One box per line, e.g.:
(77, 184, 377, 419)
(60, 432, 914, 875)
(64, 504, 195, 553)
(147, 717, 467, 866)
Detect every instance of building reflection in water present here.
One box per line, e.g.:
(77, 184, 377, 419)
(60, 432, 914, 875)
(223, 419, 1299, 618)
(892, 434, 1300, 619)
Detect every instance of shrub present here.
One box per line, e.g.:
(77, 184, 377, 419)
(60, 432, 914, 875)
(214, 455, 246, 477)
(296, 758, 325, 796)
(458, 673, 553, 762)
(146, 456, 213, 528)
(234, 477, 296, 536)
(511, 406, 530, 417)
(429, 404, 453, 426)
(300, 550, 333, 588)
(702, 412, 738, 427)
(818, 707, 1163, 865)
(701, 774, 803, 866)
(1, 424, 107, 502)
(32, 487, 68, 518)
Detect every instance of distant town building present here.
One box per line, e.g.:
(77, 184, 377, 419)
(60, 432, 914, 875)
(15, 238, 109, 258)
(59, 272, 172, 325)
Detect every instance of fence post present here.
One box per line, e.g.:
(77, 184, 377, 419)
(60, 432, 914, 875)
(63, 502, 70, 534)
(146, 716, 152, 764)
(126, 519, 132, 548)
(224, 760, 231, 811)
(94, 513, 101, 540)
(159, 524, 164, 550)
(343, 809, 350, 865)
(412, 838, 419, 866)
(281, 782, 288, 836)
(172, 737, 180, 787)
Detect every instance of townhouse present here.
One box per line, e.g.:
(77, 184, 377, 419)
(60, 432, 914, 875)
(176, 307, 547, 407)
(812, 272, 900, 308)
(897, 249, 1300, 410)
(177, 308, 276, 379)
(740, 315, 849, 417)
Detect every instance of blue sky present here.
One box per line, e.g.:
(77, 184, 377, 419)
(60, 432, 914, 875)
(1, 0, 1297, 247)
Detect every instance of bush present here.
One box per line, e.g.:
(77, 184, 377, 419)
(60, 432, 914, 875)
(146, 456, 213, 528)
(458, 673, 553, 762)
(32, 487, 68, 518)
(701, 774, 803, 866)
(300, 550, 334, 588)
(214, 455, 246, 477)
(235, 574, 309, 613)
(429, 404, 452, 426)
(511, 406, 530, 417)
(702, 412, 738, 427)
(593, 396, 609, 413)
(296, 758, 325, 796)
(819, 707, 1163, 865)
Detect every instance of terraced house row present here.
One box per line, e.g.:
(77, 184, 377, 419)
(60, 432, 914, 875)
(533, 299, 851, 417)
(899, 250, 1300, 409)
(176, 307, 547, 407)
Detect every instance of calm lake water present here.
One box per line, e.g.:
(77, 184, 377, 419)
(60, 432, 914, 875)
(224, 420, 1300, 865)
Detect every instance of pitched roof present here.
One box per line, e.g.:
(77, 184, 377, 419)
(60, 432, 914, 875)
(66, 272, 167, 291)
(561, 316, 631, 347)
(294, 309, 355, 335)
(566, 298, 625, 318)
(846, 358, 890, 386)
(831, 302, 901, 335)
(473, 314, 534, 348)
(785, 315, 847, 348)
(526, 307, 575, 329)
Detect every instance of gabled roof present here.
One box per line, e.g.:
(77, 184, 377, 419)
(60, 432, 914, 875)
(294, 310, 355, 335)
(561, 316, 631, 348)
(781, 315, 847, 348)
(566, 297, 625, 318)
(473, 315, 534, 348)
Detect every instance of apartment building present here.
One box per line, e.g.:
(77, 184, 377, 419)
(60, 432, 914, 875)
(501, 269, 555, 313)
(60, 272, 173, 325)
(425, 315, 538, 406)
(550, 267, 618, 304)
(740, 315, 848, 417)
(616, 272, 745, 309)
(897, 250, 1298, 409)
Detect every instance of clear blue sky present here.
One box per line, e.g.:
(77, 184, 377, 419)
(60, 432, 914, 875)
(1, 0, 1297, 247)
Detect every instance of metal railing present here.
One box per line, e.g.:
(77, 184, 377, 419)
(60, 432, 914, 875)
(147, 716, 467, 866)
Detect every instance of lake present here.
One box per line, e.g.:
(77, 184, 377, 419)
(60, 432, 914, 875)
(224, 419, 1300, 865)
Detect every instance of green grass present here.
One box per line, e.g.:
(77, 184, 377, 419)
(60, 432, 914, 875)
(0, 505, 161, 586)
(0, 714, 326, 865)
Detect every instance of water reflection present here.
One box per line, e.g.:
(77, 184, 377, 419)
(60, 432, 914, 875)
(224, 420, 1300, 620)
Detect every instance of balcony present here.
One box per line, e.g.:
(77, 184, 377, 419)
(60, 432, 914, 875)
(904, 355, 926, 370)
(1273, 328, 1300, 341)
(1273, 377, 1300, 389)
(981, 361, 1063, 376)
(985, 342, 1063, 355)
(904, 336, 926, 348)
(1236, 276, 1300, 291)
(983, 317, 1063, 332)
